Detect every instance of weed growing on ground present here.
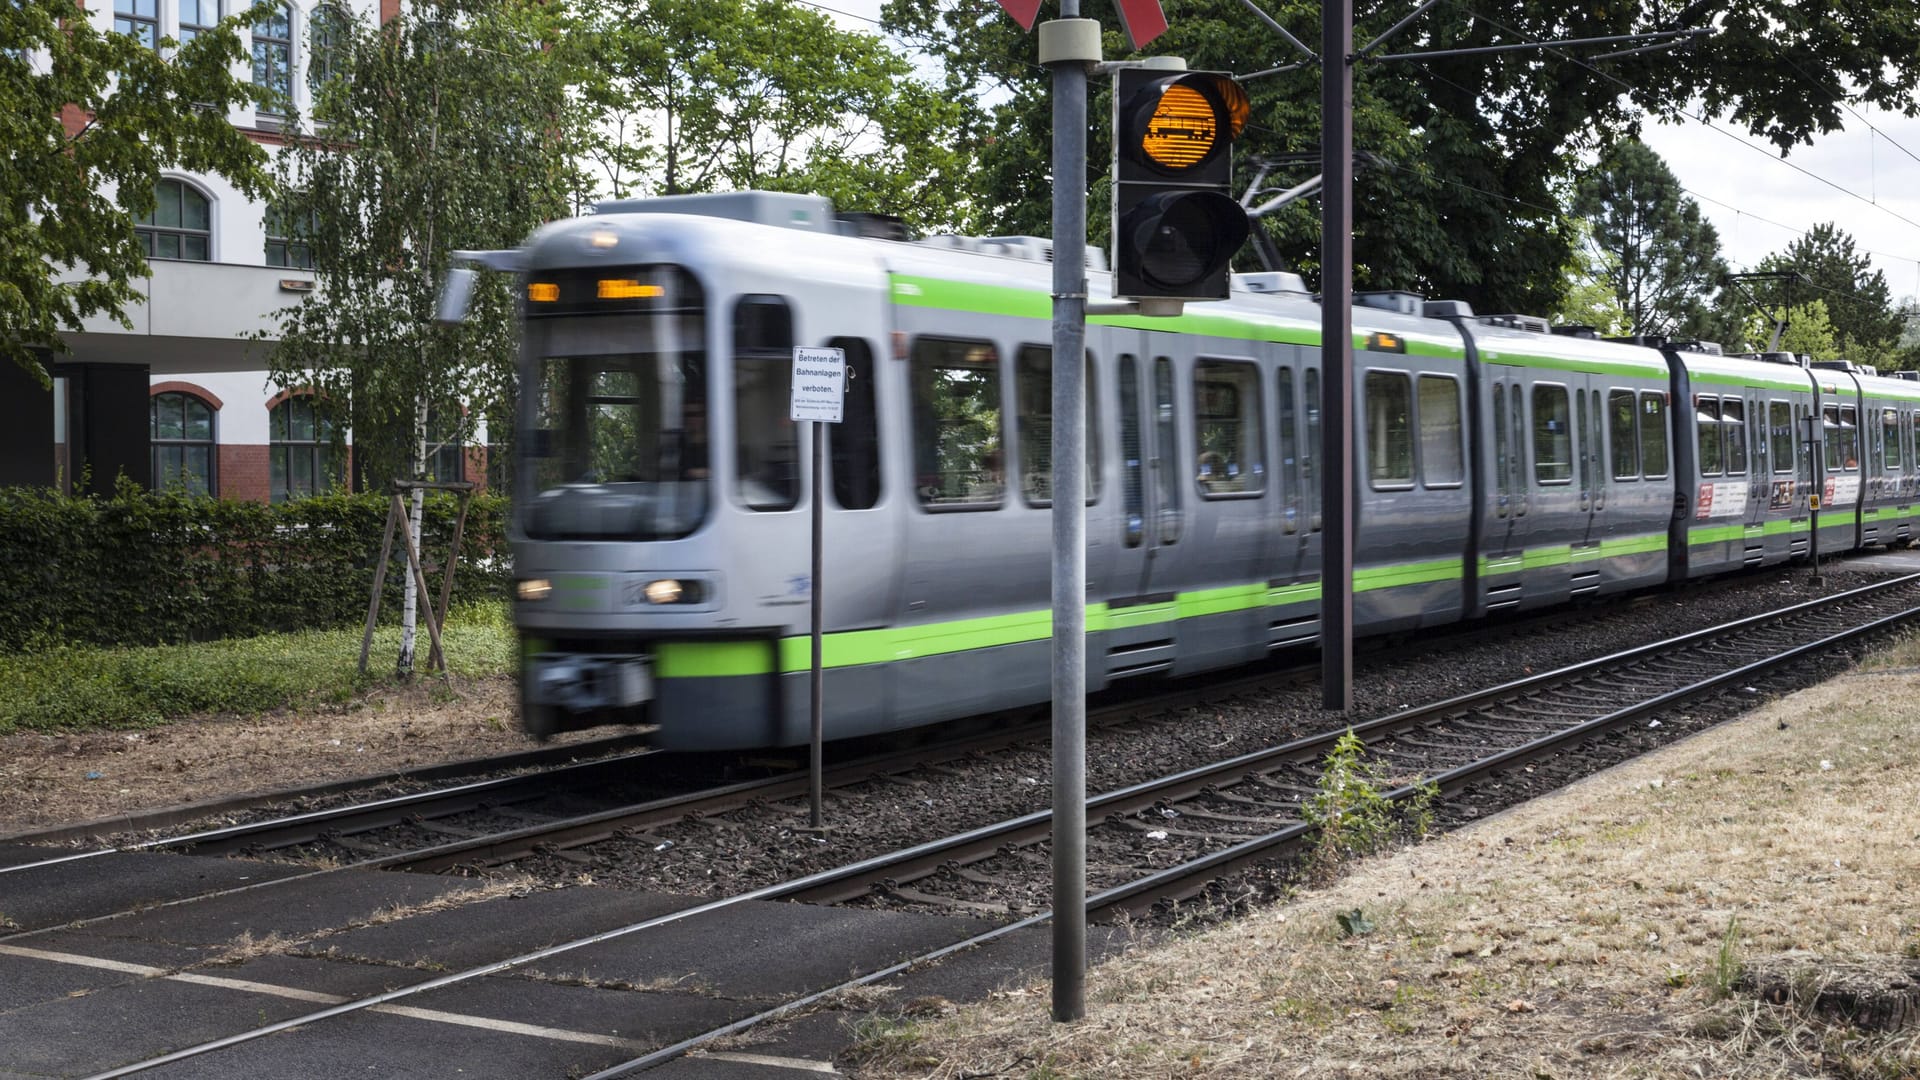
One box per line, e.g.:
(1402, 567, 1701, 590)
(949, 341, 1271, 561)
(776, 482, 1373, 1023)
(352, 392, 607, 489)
(1301, 731, 1437, 881)
(1710, 916, 1744, 1000)
(841, 1014, 929, 1068)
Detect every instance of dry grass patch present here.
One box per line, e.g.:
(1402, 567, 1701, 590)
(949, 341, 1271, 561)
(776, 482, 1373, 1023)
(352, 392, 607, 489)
(848, 669, 1920, 1079)
(0, 676, 615, 836)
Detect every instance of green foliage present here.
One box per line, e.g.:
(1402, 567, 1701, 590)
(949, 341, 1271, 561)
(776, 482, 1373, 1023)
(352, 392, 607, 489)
(1572, 141, 1729, 338)
(264, 0, 578, 490)
(0, 487, 508, 653)
(1301, 731, 1435, 879)
(1, 0, 273, 380)
(0, 603, 513, 734)
(1747, 224, 1905, 366)
(880, 0, 1920, 318)
(1335, 908, 1375, 938)
(1744, 299, 1841, 361)
(575, 0, 974, 234)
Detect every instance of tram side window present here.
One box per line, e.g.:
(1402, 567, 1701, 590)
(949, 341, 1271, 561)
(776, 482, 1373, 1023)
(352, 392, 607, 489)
(1420, 374, 1464, 487)
(912, 337, 1002, 508)
(1364, 370, 1413, 488)
(1607, 389, 1638, 479)
(1016, 344, 1100, 506)
(1824, 404, 1843, 471)
(1695, 396, 1723, 476)
(1493, 384, 1510, 515)
(732, 296, 798, 510)
(1770, 401, 1794, 474)
(1119, 355, 1143, 546)
(1723, 398, 1748, 475)
(1194, 360, 1263, 495)
(1532, 384, 1572, 483)
(1278, 365, 1298, 529)
(1888, 408, 1905, 471)
(1153, 357, 1181, 542)
(1841, 406, 1860, 470)
(1304, 368, 1322, 530)
(828, 337, 880, 510)
(1638, 392, 1668, 478)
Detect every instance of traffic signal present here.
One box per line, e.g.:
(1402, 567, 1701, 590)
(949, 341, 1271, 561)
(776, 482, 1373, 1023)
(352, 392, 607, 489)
(1111, 67, 1251, 303)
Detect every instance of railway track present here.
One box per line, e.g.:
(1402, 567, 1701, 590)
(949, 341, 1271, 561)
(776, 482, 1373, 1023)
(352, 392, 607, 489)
(76, 572, 1920, 1079)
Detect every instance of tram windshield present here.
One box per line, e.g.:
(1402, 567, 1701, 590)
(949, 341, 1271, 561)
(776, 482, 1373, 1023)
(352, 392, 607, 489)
(519, 288, 708, 541)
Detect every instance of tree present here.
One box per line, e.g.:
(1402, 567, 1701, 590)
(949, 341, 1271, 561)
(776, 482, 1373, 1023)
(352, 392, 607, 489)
(264, 0, 579, 675)
(2, 0, 271, 380)
(576, 0, 976, 234)
(1572, 141, 1728, 338)
(1553, 222, 1628, 335)
(1747, 224, 1904, 366)
(879, 0, 1920, 317)
(1744, 299, 1840, 361)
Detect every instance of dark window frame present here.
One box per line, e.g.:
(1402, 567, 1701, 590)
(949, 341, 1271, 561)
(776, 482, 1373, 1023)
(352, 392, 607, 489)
(135, 179, 212, 262)
(269, 395, 338, 503)
(150, 391, 216, 495)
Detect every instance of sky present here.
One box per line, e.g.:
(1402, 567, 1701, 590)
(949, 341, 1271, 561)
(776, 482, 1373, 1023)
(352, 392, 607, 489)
(1640, 109, 1920, 305)
(802, 0, 1920, 305)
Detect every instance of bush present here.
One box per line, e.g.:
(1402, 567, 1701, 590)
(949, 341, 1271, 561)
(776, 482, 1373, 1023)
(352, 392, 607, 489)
(0, 486, 509, 653)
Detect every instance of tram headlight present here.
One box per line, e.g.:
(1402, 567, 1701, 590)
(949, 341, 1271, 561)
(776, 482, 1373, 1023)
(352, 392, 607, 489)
(517, 578, 553, 602)
(642, 578, 707, 605)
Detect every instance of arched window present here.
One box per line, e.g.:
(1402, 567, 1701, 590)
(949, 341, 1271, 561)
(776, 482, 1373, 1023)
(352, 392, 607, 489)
(151, 392, 215, 495)
(179, 0, 220, 45)
(269, 395, 337, 502)
(308, 4, 348, 88)
(114, 0, 158, 49)
(253, 2, 293, 109)
(136, 180, 212, 262)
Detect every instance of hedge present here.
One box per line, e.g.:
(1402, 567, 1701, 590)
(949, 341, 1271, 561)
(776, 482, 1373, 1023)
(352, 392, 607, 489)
(0, 487, 510, 653)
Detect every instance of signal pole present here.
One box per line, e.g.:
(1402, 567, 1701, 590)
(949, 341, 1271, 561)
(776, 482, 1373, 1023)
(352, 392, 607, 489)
(1321, 0, 1355, 714)
(1038, 9, 1098, 1025)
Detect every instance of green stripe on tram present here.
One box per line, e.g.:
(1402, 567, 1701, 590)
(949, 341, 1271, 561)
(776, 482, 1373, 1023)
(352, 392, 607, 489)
(655, 537, 1689, 678)
(886, 274, 1466, 359)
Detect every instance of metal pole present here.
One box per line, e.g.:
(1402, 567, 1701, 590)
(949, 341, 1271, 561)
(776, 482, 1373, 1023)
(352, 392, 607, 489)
(1040, 10, 1095, 1025)
(810, 420, 826, 828)
(1321, 0, 1355, 713)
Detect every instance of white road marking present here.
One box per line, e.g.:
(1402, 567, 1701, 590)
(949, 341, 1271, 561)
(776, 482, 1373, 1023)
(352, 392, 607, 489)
(1, 943, 648, 1049)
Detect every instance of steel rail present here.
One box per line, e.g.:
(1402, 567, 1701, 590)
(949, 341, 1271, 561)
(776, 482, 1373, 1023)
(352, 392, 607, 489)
(79, 576, 1920, 1079)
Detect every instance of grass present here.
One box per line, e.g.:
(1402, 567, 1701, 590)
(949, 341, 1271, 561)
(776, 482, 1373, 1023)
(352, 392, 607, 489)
(0, 602, 515, 735)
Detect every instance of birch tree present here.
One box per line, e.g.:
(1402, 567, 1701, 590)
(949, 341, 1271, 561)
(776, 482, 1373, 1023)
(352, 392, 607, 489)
(263, 0, 578, 676)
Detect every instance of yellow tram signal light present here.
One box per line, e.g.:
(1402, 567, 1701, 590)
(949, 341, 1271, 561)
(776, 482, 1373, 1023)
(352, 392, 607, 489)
(598, 279, 663, 300)
(527, 282, 559, 302)
(1111, 67, 1251, 303)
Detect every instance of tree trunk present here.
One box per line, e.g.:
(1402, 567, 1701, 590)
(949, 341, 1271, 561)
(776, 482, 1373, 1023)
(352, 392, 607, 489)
(396, 394, 429, 678)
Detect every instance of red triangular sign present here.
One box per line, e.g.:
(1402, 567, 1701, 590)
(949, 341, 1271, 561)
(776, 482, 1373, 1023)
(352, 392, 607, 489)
(1114, 0, 1168, 49)
(996, 0, 1042, 31)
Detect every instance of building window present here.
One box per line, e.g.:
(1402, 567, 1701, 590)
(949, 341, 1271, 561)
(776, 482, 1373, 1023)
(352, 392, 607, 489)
(308, 3, 348, 87)
(424, 407, 464, 483)
(115, 0, 158, 49)
(179, 0, 219, 45)
(135, 180, 212, 261)
(253, 2, 293, 110)
(151, 392, 215, 495)
(264, 204, 314, 268)
(270, 396, 337, 502)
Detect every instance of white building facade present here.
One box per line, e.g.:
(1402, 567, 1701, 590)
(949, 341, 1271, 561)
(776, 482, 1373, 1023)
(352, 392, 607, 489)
(11, 0, 494, 502)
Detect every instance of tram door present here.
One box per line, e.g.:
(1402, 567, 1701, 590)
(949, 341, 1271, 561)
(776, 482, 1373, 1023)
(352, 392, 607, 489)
(1114, 350, 1185, 602)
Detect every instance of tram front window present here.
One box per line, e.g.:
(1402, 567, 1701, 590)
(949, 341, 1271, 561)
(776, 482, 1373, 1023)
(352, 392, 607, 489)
(522, 310, 709, 541)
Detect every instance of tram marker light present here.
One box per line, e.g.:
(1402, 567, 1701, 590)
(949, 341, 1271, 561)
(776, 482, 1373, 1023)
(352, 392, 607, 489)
(1111, 67, 1251, 303)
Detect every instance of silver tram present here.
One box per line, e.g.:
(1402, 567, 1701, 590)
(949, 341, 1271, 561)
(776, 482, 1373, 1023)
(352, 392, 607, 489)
(502, 191, 1916, 749)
